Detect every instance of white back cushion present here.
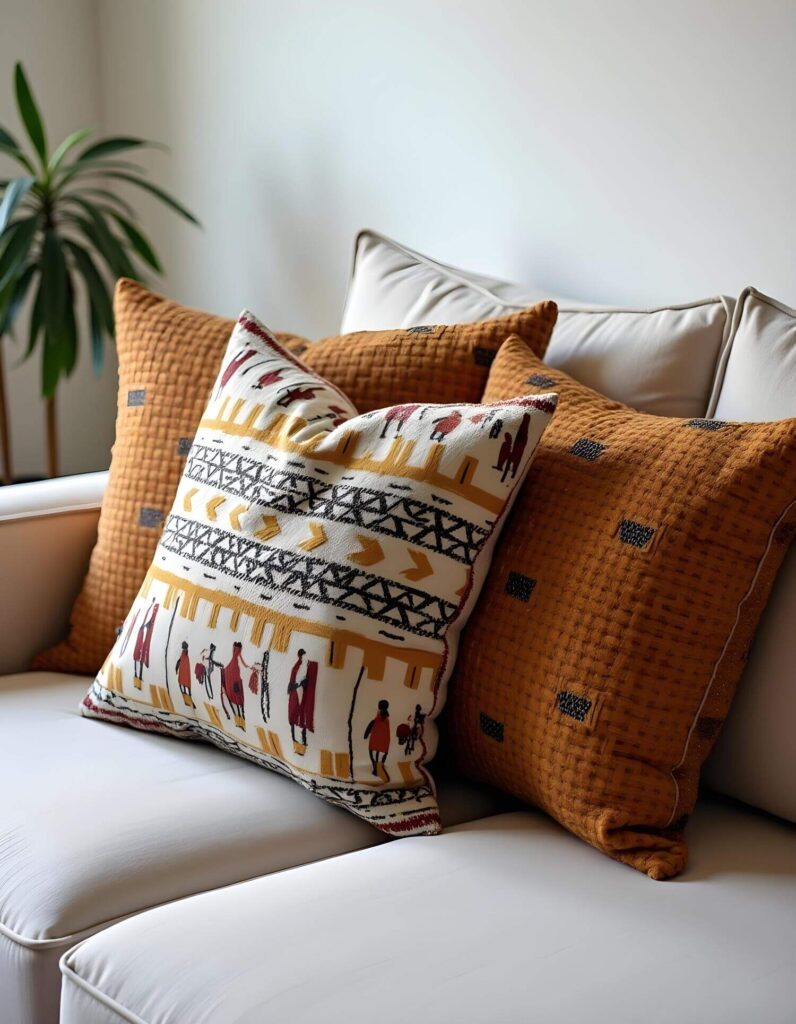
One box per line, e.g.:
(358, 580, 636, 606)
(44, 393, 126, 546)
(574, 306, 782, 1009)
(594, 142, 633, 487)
(342, 230, 733, 417)
(708, 288, 796, 420)
(702, 288, 796, 823)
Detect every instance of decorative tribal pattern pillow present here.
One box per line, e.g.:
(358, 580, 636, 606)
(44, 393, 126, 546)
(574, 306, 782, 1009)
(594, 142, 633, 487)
(83, 314, 557, 835)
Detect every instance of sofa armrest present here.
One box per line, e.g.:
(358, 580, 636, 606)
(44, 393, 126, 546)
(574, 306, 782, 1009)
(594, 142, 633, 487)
(0, 472, 108, 675)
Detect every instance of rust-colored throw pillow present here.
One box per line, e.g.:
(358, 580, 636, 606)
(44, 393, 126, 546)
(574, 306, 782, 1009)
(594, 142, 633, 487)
(35, 280, 310, 676)
(37, 291, 557, 676)
(447, 336, 796, 880)
(302, 303, 558, 412)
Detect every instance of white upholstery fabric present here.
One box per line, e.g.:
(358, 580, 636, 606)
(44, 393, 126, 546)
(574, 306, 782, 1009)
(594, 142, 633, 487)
(341, 230, 733, 417)
(702, 288, 796, 823)
(0, 672, 504, 1024)
(60, 800, 796, 1024)
(0, 472, 107, 675)
(708, 288, 796, 421)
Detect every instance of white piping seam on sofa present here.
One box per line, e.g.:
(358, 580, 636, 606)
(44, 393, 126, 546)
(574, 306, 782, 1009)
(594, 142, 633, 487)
(664, 494, 796, 827)
(0, 908, 137, 952)
(60, 954, 149, 1024)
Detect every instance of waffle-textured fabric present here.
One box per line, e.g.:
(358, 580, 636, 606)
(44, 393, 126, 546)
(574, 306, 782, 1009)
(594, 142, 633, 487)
(82, 314, 557, 834)
(35, 281, 309, 676)
(302, 303, 558, 412)
(446, 336, 796, 879)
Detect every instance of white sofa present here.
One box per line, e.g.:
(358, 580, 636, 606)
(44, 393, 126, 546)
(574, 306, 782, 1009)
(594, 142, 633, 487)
(2, 481, 795, 1024)
(2, 237, 795, 1022)
(1, 480, 795, 1023)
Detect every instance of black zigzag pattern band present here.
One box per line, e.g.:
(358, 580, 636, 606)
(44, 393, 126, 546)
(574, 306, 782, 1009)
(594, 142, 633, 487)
(160, 514, 458, 639)
(186, 443, 487, 564)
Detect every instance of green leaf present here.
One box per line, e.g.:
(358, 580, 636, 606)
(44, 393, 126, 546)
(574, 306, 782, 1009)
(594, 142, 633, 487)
(41, 229, 68, 357)
(14, 63, 47, 166)
(0, 263, 36, 336)
(0, 177, 34, 235)
(109, 211, 162, 272)
(0, 215, 39, 293)
(103, 171, 200, 225)
(88, 292, 104, 375)
(64, 239, 114, 334)
(70, 202, 138, 281)
(77, 136, 159, 163)
(53, 158, 147, 191)
(47, 127, 95, 175)
(0, 142, 36, 175)
(60, 189, 136, 221)
(41, 330, 62, 397)
(61, 275, 78, 376)
(0, 126, 20, 149)
(78, 187, 137, 218)
(22, 271, 45, 363)
(0, 125, 36, 174)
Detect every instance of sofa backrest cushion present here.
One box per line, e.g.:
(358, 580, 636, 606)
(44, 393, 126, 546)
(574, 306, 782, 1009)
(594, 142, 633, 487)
(445, 335, 796, 879)
(701, 288, 796, 822)
(341, 230, 733, 418)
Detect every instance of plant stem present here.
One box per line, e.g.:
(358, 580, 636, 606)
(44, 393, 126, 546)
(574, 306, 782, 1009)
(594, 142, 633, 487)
(0, 344, 12, 485)
(45, 391, 58, 478)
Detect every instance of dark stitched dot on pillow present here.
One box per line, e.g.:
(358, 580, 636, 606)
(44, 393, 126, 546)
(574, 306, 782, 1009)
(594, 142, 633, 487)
(479, 712, 504, 742)
(138, 507, 165, 528)
(686, 418, 727, 431)
(569, 438, 606, 461)
(618, 519, 655, 549)
(527, 373, 556, 387)
(505, 571, 536, 601)
(556, 691, 592, 722)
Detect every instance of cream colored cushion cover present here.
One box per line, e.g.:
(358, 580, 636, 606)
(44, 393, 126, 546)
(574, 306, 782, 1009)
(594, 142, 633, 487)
(703, 288, 796, 822)
(342, 230, 732, 417)
(60, 803, 796, 1024)
(82, 313, 556, 835)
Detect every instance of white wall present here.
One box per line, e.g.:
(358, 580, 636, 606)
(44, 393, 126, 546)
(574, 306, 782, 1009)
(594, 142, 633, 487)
(97, 0, 796, 334)
(5, 1, 796, 476)
(0, 0, 119, 479)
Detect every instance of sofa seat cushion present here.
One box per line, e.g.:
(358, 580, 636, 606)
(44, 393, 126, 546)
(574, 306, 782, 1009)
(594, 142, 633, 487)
(0, 672, 505, 1024)
(60, 798, 796, 1024)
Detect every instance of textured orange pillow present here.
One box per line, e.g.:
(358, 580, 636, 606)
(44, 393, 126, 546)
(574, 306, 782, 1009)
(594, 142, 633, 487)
(35, 280, 310, 675)
(302, 303, 558, 411)
(447, 335, 796, 879)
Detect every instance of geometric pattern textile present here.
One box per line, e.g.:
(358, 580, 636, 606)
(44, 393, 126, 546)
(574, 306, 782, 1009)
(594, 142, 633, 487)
(82, 315, 557, 835)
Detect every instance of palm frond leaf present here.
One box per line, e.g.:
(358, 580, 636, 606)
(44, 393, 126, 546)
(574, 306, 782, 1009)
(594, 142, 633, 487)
(0, 177, 35, 235)
(102, 170, 200, 225)
(14, 63, 47, 166)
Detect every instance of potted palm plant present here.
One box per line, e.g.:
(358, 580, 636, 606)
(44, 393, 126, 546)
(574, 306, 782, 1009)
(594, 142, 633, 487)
(0, 62, 198, 482)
